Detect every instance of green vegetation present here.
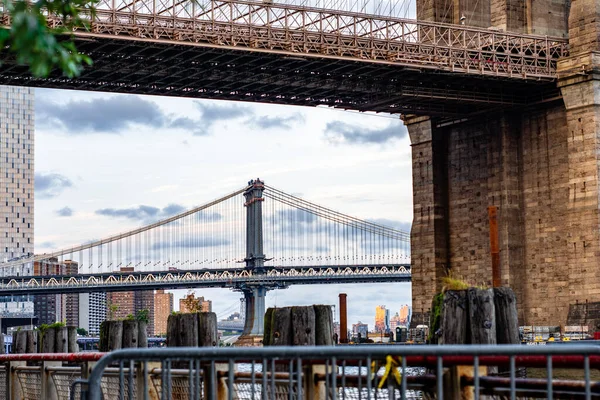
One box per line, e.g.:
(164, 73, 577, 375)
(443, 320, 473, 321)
(135, 309, 149, 324)
(76, 327, 88, 336)
(427, 292, 444, 343)
(1, 0, 98, 77)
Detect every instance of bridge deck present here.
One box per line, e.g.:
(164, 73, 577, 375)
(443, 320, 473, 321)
(0, 0, 568, 116)
(0, 264, 411, 295)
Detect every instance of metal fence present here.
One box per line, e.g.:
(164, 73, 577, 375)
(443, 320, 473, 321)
(75, 344, 600, 400)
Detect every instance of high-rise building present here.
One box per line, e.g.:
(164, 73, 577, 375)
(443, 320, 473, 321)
(390, 312, 403, 331)
(399, 305, 411, 325)
(352, 322, 368, 338)
(179, 294, 212, 313)
(63, 260, 79, 327)
(374, 305, 389, 333)
(154, 290, 173, 336)
(0, 86, 34, 332)
(34, 258, 63, 325)
(0, 87, 34, 260)
(79, 292, 106, 335)
(107, 268, 154, 335)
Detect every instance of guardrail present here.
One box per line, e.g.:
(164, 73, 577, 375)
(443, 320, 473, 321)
(0, 345, 598, 399)
(79, 345, 600, 400)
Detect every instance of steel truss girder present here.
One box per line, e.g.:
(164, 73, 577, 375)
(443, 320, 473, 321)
(0, 264, 412, 295)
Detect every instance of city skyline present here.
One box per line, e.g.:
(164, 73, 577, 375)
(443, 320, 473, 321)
(33, 87, 413, 327)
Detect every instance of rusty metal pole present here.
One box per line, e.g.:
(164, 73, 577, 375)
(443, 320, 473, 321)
(488, 206, 501, 287)
(339, 293, 348, 344)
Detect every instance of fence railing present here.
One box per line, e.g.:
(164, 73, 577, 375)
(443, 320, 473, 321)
(0, 345, 598, 399)
(76, 344, 600, 400)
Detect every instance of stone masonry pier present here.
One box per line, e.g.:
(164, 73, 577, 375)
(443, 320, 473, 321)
(408, 0, 600, 328)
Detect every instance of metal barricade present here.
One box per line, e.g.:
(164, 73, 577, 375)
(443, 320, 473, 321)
(79, 344, 600, 400)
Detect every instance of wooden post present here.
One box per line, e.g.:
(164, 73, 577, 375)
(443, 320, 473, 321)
(441, 290, 468, 344)
(26, 330, 37, 354)
(494, 287, 520, 344)
(107, 321, 123, 352)
(178, 313, 199, 347)
(291, 306, 316, 346)
(122, 320, 139, 348)
(166, 315, 179, 347)
(55, 327, 68, 353)
(198, 312, 218, 347)
(263, 308, 275, 346)
(138, 321, 148, 348)
(271, 307, 292, 346)
(12, 331, 26, 354)
(41, 327, 55, 353)
(488, 206, 501, 287)
(0, 333, 5, 354)
(67, 327, 78, 353)
(313, 305, 334, 346)
(468, 288, 496, 345)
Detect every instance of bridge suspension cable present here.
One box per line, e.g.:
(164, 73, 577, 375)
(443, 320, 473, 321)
(262, 185, 410, 267)
(0, 180, 410, 278)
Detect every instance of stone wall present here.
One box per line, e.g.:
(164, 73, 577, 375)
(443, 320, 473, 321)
(407, 104, 581, 327)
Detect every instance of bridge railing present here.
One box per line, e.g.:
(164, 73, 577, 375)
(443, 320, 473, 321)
(31, 0, 568, 79)
(75, 344, 600, 400)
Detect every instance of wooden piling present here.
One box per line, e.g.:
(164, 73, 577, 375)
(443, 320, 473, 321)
(55, 327, 68, 353)
(104, 321, 123, 352)
(291, 306, 316, 346)
(138, 321, 148, 348)
(178, 313, 199, 347)
(198, 312, 217, 347)
(494, 287, 519, 344)
(468, 288, 496, 345)
(13, 331, 26, 354)
(122, 320, 139, 348)
(41, 327, 55, 353)
(26, 330, 37, 354)
(313, 305, 334, 346)
(271, 307, 292, 346)
(67, 327, 78, 353)
(441, 290, 468, 344)
(166, 314, 179, 347)
(263, 308, 275, 346)
(0, 333, 5, 354)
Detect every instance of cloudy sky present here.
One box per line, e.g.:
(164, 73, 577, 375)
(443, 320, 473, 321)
(34, 88, 413, 329)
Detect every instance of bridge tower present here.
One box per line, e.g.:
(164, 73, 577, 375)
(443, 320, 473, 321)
(238, 179, 277, 341)
(408, 0, 600, 329)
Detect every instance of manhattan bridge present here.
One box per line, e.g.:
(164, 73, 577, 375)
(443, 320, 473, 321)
(0, 179, 410, 335)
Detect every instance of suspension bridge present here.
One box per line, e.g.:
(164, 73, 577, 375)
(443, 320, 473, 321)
(0, 179, 410, 335)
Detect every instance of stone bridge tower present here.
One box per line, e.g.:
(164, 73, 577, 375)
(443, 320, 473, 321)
(408, 0, 600, 328)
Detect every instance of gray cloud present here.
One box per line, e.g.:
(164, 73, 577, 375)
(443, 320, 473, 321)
(56, 206, 73, 217)
(324, 120, 407, 144)
(37, 96, 165, 134)
(367, 218, 411, 233)
(248, 113, 305, 130)
(36, 96, 255, 136)
(37, 241, 56, 248)
(96, 203, 187, 222)
(35, 172, 73, 199)
(193, 102, 253, 136)
(195, 211, 223, 222)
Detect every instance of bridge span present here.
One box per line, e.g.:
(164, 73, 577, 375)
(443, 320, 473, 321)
(0, 179, 410, 337)
(0, 0, 567, 116)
